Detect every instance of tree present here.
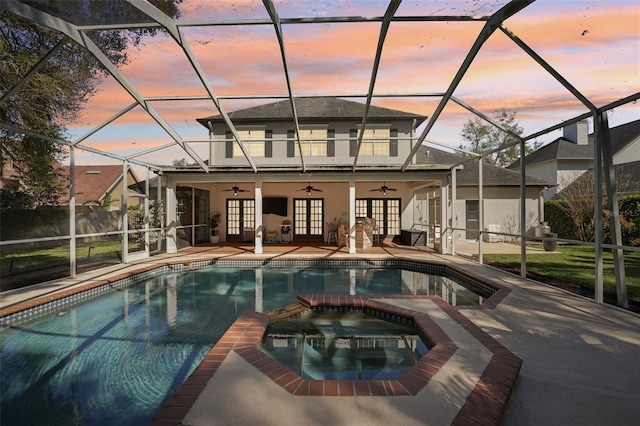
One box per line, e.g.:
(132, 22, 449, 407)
(459, 109, 539, 167)
(0, 0, 182, 207)
(553, 168, 638, 244)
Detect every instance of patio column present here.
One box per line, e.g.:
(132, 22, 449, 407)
(69, 147, 76, 277)
(121, 160, 129, 263)
(349, 179, 356, 254)
(440, 184, 448, 254)
(520, 138, 528, 279)
(451, 168, 457, 256)
(478, 157, 484, 264)
(165, 183, 178, 254)
(254, 180, 263, 254)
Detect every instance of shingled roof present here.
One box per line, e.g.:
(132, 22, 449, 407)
(197, 97, 427, 127)
(509, 119, 640, 169)
(556, 160, 640, 198)
(416, 145, 553, 187)
(57, 165, 141, 205)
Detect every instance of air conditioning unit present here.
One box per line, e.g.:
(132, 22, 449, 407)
(483, 224, 501, 242)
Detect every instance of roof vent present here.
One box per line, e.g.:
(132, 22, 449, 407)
(86, 170, 102, 174)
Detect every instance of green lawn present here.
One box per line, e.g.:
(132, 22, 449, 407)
(484, 245, 640, 304)
(0, 239, 139, 275)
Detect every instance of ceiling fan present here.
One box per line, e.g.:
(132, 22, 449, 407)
(370, 182, 397, 196)
(222, 183, 249, 196)
(298, 182, 323, 195)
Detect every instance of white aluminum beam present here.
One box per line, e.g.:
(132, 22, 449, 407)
(262, 0, 306, 172)
(500, 25, 596, 111)
(352, 0, 402, 170)
(73, 102, 138, 145)
(402, 0, 535, 171)
(126, 0, 257, 172)
(595, 112, 628, 308)
(0, 36, 68, 107)
(1, 0, 208, 171)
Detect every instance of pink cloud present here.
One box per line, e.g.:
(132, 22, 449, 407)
(70, 1, 638, 154)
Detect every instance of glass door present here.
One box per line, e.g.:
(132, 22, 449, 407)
(293, 198, 324, 238)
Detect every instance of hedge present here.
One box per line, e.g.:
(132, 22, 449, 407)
(545, 194, 640, 245)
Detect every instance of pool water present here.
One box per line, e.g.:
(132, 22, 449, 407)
(260, 310, 429, 380)
(0, 266, 487, 426)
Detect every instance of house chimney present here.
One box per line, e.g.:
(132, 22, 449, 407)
(563, 120, 588, 145)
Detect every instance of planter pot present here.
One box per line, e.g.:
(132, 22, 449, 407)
(210, 235, 220, 244)
(543, 233, 557, 251)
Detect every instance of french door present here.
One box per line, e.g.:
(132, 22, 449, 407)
(355, 198, 401, 237)
(226, 198, 255, 241)
(293, 198, 324, 238)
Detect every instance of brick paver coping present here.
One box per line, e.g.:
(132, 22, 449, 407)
(151, 294, 522, 426)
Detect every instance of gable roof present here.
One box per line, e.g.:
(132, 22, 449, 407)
(509, 119, 640, 169)
(555, 160, 640, 198)
(197, 97, 427, 127)
(416, 145, 553, 187)
(57, 165, 140, 205)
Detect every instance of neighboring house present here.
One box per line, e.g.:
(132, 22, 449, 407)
(508, 119, 640, 199)
(556, 160, 640, 198)
(1, 142, 143, 211)
(0, 152, 19, 190)
(57, 165, 143, 211)
(415, 146, 554, 243)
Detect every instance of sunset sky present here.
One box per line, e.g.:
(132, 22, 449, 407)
(62, 0, 640, 167)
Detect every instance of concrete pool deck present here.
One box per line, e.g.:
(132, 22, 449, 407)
(1, 243, 639, 425)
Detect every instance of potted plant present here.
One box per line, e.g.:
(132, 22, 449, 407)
(543, 230, 557, 252)
(209, 213, 221, 244)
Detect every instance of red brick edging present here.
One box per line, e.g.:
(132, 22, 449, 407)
(151, 295, 522, 426)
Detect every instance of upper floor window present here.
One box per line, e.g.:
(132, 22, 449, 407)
(360, 128, 390, 156)
(299, 128, 327, 156)
(226, 129, 272, 158)
(287, 128, 335, 157)
(349, 127, 398, 157)
(233, 129, 264, 157)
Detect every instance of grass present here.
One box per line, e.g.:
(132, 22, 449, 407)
(484, 245, 640, 305)
(0, 239, 141, 275)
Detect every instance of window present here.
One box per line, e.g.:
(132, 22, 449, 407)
(298, 128, 327, 156)
(350, 127, 396, 157)
(233, 129, 265, 157)
(287, 127, 334, 157)
(360, 128, 390, 156)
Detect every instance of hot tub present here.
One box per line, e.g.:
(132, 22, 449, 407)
(260, 310, 429, 380)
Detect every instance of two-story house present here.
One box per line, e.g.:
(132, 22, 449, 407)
(163, 97, 457, 253)
(162, 96, 553, 254)
(508, 119, 640, 199)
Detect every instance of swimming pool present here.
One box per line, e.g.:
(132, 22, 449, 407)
(0, 262, 494, 425)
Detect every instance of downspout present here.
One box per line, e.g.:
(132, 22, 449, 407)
(411, 119, 417, 165)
